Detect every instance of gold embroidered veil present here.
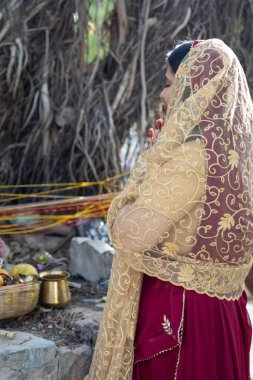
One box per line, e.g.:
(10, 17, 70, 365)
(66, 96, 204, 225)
(85, 38, 253, 379)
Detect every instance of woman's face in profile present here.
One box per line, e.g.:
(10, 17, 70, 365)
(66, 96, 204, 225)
(160, 64, 175, 112)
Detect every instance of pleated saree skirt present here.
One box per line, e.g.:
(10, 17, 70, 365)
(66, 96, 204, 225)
(132, 274, 252, 380)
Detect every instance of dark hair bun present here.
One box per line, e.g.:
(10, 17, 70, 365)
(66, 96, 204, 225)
(166, 41, 193, 73)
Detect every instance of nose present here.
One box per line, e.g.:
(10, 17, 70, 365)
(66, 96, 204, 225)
(160, 88, 166, 103)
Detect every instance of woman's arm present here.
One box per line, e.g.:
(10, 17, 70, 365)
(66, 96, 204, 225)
(111, 139, 206, 252)
(111, 202, 172, 251)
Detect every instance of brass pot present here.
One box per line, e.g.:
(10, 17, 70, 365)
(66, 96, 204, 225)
(39, 271, 71, 307)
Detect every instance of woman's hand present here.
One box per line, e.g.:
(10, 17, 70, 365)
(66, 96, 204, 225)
(146, 117, 165, 148)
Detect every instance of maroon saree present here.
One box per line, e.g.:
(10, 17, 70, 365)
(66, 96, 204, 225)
(133, 274, 252, 380)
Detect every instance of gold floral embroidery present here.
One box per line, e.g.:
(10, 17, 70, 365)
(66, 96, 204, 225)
(228, 149, 239, 169)
(217, 213, 235, 232)
(177, 265, 195, 282)
(162, 314, 173, 335)
(161, 242, 180, 255)
(176, 62, 187, 78)
(129, 321, 135, 340)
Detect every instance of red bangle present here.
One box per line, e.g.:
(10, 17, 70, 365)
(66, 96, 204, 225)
(147, 128, 154, 137)
(155, 118, 164, 130)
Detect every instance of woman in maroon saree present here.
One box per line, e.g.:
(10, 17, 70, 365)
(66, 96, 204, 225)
(132, 40, 252, 380)
(85, 39, 253, 380)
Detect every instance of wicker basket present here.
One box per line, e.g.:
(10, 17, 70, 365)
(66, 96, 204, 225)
(0, 282, 40, 319)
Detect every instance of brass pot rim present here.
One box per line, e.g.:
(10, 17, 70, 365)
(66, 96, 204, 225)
(39, 270, 70, 281)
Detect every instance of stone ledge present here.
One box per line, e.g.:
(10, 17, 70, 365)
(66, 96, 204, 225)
(0, 331, 93, 380)
(57, 345, 92, 380)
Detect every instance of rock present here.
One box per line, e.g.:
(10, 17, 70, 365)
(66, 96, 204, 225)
(13, 225, 74, 253)
(0, 331, 94, 380)
(95, 302, 106, 310)
(74, 318, 100, 346)
(57, 344, 93, 380)
(0, 331, 57, 380)
(0, 238, 10, 260)
(69, 237, 114, 283)
(76, 218, 109, 242)
(21, 234, 69, 253)
(0, 362, 58, 380)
